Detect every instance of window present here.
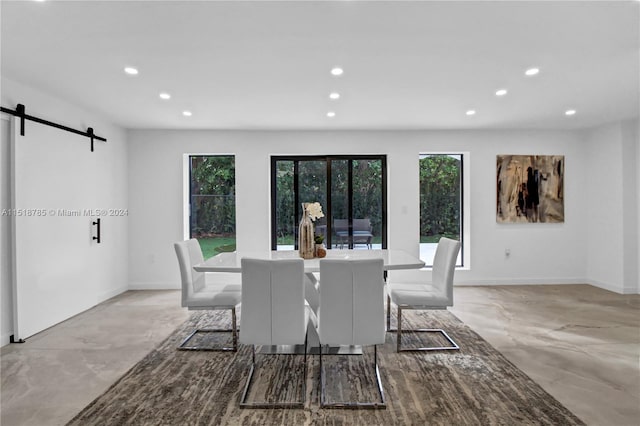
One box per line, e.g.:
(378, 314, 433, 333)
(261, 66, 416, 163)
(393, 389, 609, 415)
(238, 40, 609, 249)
(188, 155, 236, 259)
(419, 154, 463, 266)
(271, 155, 387, 251)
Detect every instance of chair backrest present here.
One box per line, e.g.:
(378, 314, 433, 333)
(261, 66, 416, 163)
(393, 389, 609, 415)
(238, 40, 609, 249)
(432, 237, 461, 302)
(318, 258, 385, 346)
(240, 258, 306, 346)
(333, 219, 348, 234)
(352, 218, 372, 232)
(174, 239, 206, 307)
(333, 218, 372, 233)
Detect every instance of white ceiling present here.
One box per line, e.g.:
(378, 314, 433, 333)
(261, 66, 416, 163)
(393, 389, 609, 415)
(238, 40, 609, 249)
(1, 0, 638, 130)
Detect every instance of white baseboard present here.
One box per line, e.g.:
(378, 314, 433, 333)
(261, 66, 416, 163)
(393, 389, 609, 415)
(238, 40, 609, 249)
(454, 278, 587, 286)
(455, 278, 637, 295)
(586, 279, 636, 295)
(129, 278, 638, 294)
(129, 281, 180, 290)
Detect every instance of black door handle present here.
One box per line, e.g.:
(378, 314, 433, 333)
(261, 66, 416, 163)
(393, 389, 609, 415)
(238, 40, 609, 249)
(92, 218, 101, 244)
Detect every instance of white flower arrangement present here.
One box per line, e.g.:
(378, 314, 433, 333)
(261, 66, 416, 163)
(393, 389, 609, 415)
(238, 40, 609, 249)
(306, 202, 325, 222)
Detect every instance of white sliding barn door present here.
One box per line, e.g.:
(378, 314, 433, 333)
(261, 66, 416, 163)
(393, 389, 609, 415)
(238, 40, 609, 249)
(11, 117, 101, 340)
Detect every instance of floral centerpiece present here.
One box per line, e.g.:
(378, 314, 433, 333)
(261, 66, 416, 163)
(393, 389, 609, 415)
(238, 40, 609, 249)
(299, 202, 324, 259)
(306, 202, 324, 222)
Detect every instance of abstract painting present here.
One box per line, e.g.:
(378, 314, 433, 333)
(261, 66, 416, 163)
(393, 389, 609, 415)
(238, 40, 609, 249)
(496, 155, 564, 223)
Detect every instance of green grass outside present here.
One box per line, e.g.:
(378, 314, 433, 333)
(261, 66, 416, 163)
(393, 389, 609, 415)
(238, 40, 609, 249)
(197, 236, 237, 259)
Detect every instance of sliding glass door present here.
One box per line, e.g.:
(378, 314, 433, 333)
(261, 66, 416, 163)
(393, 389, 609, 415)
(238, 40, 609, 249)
(271, 155, 386, 251)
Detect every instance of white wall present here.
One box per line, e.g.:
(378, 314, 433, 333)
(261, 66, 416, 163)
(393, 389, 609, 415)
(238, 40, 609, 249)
(621, 120, 639, 293)
(1, 117, 13, 346)
(584, 123, 624, 292)
(0, 78, 130, 345)
(637, 120, 640, 293)
(584, 119, 639, 294)
(128, 129, 588, 290)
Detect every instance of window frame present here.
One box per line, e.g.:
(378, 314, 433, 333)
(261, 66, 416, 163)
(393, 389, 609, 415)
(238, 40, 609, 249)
(418, 152, 470, 269)
(183, 153, 237, 258)
(270, 155, 388, 251)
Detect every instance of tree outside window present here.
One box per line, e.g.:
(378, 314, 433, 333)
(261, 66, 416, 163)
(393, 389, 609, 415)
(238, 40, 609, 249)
(272, 156, 386, 250)
(189, 155, 236, 259)
(419, 154, 462, 266)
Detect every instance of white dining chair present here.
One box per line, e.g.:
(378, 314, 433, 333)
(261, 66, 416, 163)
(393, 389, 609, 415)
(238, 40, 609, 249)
(318, 258, 386, 409)
(239, 257, 314, 408)
(174, 239, 241, 351)
(386, 237, 461, 352)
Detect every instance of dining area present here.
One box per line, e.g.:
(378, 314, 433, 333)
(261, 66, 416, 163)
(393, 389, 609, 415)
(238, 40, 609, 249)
(1, 1, 637, 424)
(174, 235, 461, 409)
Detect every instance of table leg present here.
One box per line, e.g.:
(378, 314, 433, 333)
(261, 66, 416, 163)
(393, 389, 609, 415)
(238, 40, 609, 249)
(304, 272, 319, 315)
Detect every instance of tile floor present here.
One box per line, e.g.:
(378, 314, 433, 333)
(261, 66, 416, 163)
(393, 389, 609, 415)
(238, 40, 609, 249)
(1, 285, 638, 426)
(450, 285, 640, 426)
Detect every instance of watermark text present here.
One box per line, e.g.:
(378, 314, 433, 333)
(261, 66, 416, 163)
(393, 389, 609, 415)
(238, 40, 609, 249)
(1, 208, 128, 217)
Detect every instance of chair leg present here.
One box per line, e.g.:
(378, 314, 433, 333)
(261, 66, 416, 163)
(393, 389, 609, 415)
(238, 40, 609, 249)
(373, 345, 386, 405)
(231, 307, 238, 351)
(318, 343, 323, 404)
(386, 295, 392, 331)
(302, 333, 308, 407)
(319, 344, 386, 409)
(392, 305, 459, 352)
(239, 345, 257, 407)
(178, 307, 238, 352)
(240, 338, 307, 408)
(397, 306, 402, 352)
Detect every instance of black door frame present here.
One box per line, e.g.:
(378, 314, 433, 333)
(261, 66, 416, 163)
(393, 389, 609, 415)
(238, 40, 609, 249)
(270, 155, 387, 251)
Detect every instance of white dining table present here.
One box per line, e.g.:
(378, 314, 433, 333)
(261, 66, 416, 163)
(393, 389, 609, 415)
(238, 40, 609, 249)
(193, 249, 425, 273)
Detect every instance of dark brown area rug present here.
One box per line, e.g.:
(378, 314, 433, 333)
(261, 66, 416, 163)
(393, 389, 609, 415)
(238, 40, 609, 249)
(67, 309, 584, 425)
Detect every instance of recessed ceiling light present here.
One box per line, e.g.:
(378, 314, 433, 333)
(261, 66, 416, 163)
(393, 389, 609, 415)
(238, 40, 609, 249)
(495, 89, 508, 96)
(329, 92, 341, 100)
(182, 111, 192, 117)
(565, 109, 576, 116)
(124, 67, 139, 75)
(466, 110, 476, 116)
(159, 93, 171, 100)
(327, 111, 336, 118)
(525, 68, 540, 76)
(330, 67, 344, 76)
